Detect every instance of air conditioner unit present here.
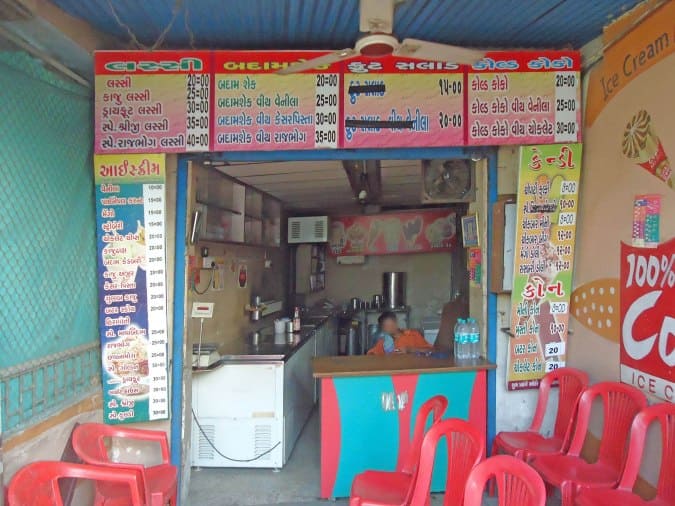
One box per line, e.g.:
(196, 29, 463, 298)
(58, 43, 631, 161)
(288, 216, 328, 243)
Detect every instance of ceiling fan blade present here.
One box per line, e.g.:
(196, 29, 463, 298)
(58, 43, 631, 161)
(395, 38, 485, 64)
(360, 0, 395, 34)
(276, 49, 357, 75)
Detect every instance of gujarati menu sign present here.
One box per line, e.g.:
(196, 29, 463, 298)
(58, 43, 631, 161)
(212, 51, 340, 151)
(94, 51, 211, 153)
(94, 154, 169, 423)
(342, 56, 465, 148)
(329, 209, 457, 256)
(467, 51, 581, 146)
(620, 238, 675, 401)
(507, 144, 582, 391)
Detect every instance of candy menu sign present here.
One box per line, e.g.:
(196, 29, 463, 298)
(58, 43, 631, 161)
(95, 51, 211, 153)
(212, 51, 340, 151)
(342, 56, 465, 148)
(507, 144, 582, 391)
(467, 51, 581, 146)
(94, 154, 169, 423)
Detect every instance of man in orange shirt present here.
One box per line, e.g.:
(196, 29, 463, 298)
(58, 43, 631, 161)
(368, 311, 433, 355)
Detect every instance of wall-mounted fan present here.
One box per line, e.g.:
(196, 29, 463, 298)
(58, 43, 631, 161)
(422, 159, 475, 203)
(278, 0, 484, 75)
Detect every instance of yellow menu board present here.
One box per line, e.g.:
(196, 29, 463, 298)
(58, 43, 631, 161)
(507, 143, 582, 390)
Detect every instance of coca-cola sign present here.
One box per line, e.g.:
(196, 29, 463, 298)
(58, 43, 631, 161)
(620, 237, 675, 401)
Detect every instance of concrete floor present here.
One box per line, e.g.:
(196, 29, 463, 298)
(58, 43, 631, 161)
(188, 410, 560, 506)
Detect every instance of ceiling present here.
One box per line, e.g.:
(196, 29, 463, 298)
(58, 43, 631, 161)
(219, 160, 424, 213)
(48, 0, 642, 51)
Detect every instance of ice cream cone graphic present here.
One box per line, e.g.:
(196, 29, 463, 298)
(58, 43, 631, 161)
(622, 110, 673, 188)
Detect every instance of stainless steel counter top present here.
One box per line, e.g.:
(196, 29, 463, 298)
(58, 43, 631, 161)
(215, 312, 335, 363)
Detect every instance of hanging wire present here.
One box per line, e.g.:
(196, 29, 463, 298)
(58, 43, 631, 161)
(105, 0, 146, 49)
(150, 0, 184, 50)
(183, 0, 197, 49)
(106, 0, 185, 50)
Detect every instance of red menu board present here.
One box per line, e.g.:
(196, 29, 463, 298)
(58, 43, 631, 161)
(620, 238, 675, 401)
(467, 51, 581, 146)
(341, 56, 465, 148)
(329, 210, 457, 256)
(211, 51, 340, 151)
(94, 51, 212, 154)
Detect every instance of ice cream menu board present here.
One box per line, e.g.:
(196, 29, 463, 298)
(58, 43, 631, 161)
(94, 51, 211, 154)
(211, 51, 340, 151)
(507, 144, 582, 391)
(94, 154, 169, 423)
(329, 209, 457, 256)
(342, 56, 465, 148)
(467, 51, 581, 146)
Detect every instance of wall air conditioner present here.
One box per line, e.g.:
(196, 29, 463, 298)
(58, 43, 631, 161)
(288, 216, 328, 243)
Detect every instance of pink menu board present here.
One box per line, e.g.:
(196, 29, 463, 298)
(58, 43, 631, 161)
(341, 56, 465, 148)
(95, 51, 212, 154)
(211, 51, 340, 151)
(467, 51, 581, 146)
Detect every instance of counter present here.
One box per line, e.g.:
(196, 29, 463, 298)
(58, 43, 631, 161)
(312, 354, 496, 499)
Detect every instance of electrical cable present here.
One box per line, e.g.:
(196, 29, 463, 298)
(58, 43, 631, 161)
(192, 408, 281, 462)
(191, 266, 215, 295)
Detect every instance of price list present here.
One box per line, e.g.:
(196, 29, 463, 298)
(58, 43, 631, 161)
(212, 50, 341, 151)
(467, 51, 581, 147)
(507, 144, 582, 391)
(553, 72, 579, 143)
(143, 183, 169, 420)
(94, 154, 169, 424)
(342, 57, 465, 148)
(314, 73, 339, 148)
(185, 73, 211, 151)
(94, 51, 212, 154)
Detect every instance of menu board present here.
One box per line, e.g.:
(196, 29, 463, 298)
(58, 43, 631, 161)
(507, 144, 582, 391)
(620, 237, 675, 401)
(467, 51, 581, 146)
(329, 209, 457, 256)
(94, 51, 211, 154)
(212, 51, 340, 151)
(342, 56, 465, 148)
(94, 154, 169, 423)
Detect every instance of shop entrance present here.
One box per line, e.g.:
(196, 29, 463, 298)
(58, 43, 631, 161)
(171, 147, 498, 503)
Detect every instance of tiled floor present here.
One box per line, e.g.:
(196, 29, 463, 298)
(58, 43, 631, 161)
(188, 411, 560, 506)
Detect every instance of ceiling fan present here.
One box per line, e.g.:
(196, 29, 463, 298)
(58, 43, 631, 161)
(278, 0, 485, 75)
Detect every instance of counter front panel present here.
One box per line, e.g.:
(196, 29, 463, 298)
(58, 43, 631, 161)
(319, 367, 487, 498)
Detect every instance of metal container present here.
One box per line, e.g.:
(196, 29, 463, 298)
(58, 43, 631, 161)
(349, 297, 362, 312)
(372, 294, 383, 309)
(382, 272, 406, 309)
(285, 320, 294, 333)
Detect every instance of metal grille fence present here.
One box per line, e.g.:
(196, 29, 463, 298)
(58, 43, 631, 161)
(0, 51, 100, 433)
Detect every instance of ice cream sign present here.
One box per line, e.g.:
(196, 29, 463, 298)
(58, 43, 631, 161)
(620, 238, 675, 402)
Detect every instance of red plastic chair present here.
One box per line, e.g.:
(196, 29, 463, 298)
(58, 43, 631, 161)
(350, 418, 484, 506)
(72, 423, 177, 506)
(7, 461, 144, 506)
(492, 367, 589, 461)
(349, 395, 448, 506)
(576, 402, 675, 506)
(464, 455, 546, 506)
(530, 382, 648, 506)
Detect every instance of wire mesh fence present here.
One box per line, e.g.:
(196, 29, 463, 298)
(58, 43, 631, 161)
(0, 51, 100, 433)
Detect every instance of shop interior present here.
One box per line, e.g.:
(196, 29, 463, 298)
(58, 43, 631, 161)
(2, 1, 674, 506)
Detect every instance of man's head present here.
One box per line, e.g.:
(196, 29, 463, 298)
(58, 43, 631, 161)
(378, 311, 399, 335)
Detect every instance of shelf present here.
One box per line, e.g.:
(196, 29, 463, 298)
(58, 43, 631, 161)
(196, 199, 243, 216)
(198, 238, 281, 249)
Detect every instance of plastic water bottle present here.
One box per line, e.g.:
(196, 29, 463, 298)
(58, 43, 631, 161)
(454, 319, 463, 359)
(457, 319, 469, 360)
(467, 318, 480, 360)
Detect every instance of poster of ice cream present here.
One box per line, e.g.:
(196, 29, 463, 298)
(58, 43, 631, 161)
(94, 153, 169, 423)
(329, 210, 457, 256)
(507, 143, 582, 391)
